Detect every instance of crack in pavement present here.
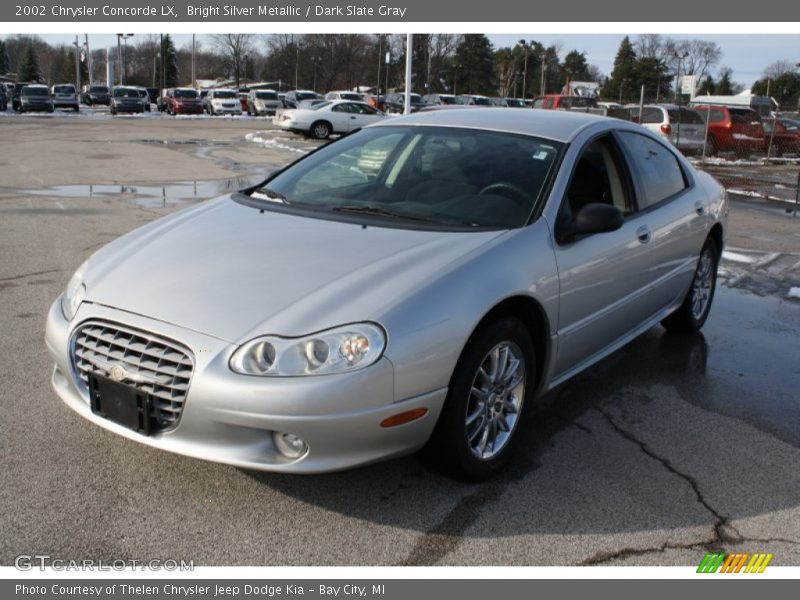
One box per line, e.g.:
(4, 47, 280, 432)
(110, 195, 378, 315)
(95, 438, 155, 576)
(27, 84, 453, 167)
(0, 268, 63, 282)
(584, 406, 800, 565)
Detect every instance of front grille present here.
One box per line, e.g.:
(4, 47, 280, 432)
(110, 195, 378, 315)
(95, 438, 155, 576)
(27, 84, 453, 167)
(71, 321, 194, 431)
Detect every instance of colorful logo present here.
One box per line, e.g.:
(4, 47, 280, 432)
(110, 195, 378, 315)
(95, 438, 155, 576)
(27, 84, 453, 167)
(697, 552, 773, 573)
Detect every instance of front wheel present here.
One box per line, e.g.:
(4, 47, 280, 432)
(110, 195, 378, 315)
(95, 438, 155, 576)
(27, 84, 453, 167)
(310, 121, 331, 139)
(423, 317, 535, 480)
(662, 238, 719, 333)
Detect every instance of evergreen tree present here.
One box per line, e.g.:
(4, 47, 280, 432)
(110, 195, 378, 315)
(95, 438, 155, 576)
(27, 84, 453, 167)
(632, 56, 670, 102)
(0, 40, 9, 75)
(453, 34, 496, 95)
(602, 36, 637, 103)
(17, 41, 41, 82)
(715, 69, 734, 95)
(696, 75, 715, 96)
(562, 50, 590, 82)
(155, 34, 179, 88)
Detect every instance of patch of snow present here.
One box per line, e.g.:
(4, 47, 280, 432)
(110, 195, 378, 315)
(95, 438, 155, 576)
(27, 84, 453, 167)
(722, 251, 757, 264)
(245, 131, 308, 154)
(788, 287, 800, 299)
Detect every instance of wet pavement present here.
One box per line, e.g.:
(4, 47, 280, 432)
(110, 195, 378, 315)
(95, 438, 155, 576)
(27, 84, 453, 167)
(0, 118, 798, 567)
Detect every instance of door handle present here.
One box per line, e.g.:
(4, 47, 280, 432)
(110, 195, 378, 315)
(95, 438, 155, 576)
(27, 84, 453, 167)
(636, 226, 652, 244)
(694, 202, 705, 215)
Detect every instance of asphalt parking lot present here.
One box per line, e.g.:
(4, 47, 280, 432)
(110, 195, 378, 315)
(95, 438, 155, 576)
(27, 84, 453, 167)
(0, 113, 798, 566)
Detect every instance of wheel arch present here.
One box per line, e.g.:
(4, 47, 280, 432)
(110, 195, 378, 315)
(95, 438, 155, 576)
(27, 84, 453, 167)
(708, 222, 724, 259)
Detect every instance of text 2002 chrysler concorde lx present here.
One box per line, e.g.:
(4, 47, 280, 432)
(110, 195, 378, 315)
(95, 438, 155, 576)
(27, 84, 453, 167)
(46, 109, 728, 479)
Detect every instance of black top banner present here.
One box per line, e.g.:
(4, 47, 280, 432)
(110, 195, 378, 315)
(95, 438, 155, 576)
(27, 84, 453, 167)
(4, 0, 800, 22)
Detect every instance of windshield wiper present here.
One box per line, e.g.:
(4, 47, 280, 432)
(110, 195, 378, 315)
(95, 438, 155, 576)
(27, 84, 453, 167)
(250, 187, 289, 204)
(331, 205, 435, 223)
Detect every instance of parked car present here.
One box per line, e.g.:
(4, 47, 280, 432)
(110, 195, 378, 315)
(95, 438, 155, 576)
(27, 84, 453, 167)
(246, 89, 282, 116)
(278, 100, 385, 139)
(455, 94, 493, 106)
(692, 105, 766, 157)
(17, 84, 54, 113)
(131, 86, 152, 111)
(630, 105, 706, 154)
(47, 109, 727, 479)
(296, 98, 328, 110)
(109, 86, 148, 114)
(489, 97, 508, 107)
(11, 82, 32, 111)
(762, 117, 800, 156)
(283, 90, 323, 109)
(532, 95, 598, 110)
(367, 94, 386, 111)
(504, 98, 527, 108)
(422, 93, 457, 106)
(163, 87, 204, 116)
(50, 84, 80, 111)
(0, 84, 8, 111)
(81, 84, 110, 106)
(204, 89, 242, 115)
(384, 92, 426, 113)
(325, 91, 364, 101)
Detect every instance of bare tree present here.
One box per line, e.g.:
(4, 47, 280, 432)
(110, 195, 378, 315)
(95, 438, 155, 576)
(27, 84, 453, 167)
(211, 34, 253, 87)
(663, 38, 722, 79)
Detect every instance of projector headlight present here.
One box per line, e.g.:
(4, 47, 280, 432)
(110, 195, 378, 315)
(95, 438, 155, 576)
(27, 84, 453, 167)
(60, 259, 88, 321)
(230, 323, 386, 376)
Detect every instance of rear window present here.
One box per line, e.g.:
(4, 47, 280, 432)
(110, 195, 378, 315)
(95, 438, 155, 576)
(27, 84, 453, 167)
(641, 107, 664, 124)
(729, 108, 761, 124)
(175, 89, 198, 99)
(667, 108, 704, 125)
(696, 108, 726, 124)
(339, 93, 362, 101)
(213, 90, 236, 99)
(53, 85, 75, 94)
(113, 88, 139, 98)
(296, 92, 319, 101)
(90, 86, 108, 93)
(618, 132, 687, 209)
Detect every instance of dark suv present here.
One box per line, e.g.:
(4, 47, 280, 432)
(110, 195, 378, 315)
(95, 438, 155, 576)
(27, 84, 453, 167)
(81, 84, 110, 106)
(384, 92, 426, 114)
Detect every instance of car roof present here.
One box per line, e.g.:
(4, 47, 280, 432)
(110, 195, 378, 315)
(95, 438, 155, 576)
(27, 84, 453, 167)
(370, 107, 610, 142)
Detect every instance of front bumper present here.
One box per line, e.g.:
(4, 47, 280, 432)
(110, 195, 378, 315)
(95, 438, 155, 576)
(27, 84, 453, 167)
(45, 299, 444, 473)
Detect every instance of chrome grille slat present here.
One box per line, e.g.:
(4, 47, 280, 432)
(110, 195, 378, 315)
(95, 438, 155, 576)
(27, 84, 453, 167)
(70, 321, 194, 432)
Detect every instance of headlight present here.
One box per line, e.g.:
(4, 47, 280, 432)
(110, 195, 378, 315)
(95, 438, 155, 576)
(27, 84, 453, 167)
(61, 260, 88, 321)
(230, 323, 386, 376)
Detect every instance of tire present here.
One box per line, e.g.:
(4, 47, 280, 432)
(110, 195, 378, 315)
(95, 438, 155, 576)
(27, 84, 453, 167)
(310, 120, 332, 140)
(661, 238, 719, 333)
(423, 317, 536, 480)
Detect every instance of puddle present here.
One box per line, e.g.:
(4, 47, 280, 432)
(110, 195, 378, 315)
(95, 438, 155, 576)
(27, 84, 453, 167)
(21, 176, 262, 207)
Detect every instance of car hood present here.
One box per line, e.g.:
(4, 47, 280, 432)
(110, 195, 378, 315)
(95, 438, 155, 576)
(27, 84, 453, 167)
(84, 196, 505, 342)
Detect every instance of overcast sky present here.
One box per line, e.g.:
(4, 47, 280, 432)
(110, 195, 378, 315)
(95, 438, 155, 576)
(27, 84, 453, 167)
(4, 33, 799, 87)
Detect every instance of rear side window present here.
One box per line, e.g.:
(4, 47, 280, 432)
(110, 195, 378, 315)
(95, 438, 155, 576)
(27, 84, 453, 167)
(641, 107, 663, 124)
(618, 132, 687, 209)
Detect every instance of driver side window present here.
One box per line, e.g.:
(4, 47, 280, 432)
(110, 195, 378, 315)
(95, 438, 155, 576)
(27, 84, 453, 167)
(565, 136, 632, 219)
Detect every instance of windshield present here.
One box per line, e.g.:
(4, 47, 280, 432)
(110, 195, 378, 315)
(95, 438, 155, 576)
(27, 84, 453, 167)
(471, 97, 492, 106)
(252, 126, 562, 229)
(114, 88, 140, 98)
(256, 91, 278, 100)
(213, 90, 236, 99)
(339, 93, 361, 101)
(53, 85, 75, 94)
(296, 92, 320, 101)
(175, 89, 198, 99)
(90, 86, 108, 93)
(308, 101, 332, 110)
(22, 87, 49, 97)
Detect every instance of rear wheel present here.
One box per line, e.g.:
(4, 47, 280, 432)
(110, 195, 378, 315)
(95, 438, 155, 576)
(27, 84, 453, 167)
(705, 136, 718, 156)
(662, 238, 719, 333)
(423, 317, 535, 480)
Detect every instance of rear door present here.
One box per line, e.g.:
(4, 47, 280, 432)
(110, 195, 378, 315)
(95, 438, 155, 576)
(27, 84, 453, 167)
(615, 131, 706, 314)
(551, 133, 662, 377)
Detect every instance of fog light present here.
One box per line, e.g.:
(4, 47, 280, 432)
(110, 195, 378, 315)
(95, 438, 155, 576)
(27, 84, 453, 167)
(272, 432, 308, 459)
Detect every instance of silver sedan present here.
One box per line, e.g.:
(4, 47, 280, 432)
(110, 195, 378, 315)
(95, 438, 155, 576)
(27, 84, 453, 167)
(46, 109, 728, 479)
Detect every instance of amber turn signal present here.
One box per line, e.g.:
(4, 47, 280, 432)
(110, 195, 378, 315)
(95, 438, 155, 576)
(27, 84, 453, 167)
(380, 408, 428, 428)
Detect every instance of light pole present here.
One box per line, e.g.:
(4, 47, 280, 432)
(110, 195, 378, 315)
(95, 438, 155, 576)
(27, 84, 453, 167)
(72, 36, 81, 92)
(674, 50, 689, 149)
(116, 34, 133, 86)
(518, 40, 529, 101)
(539, 51, 547, 96)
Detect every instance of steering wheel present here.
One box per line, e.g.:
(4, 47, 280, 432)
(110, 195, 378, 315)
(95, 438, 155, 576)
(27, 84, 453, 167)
(478, 181, 532, 204)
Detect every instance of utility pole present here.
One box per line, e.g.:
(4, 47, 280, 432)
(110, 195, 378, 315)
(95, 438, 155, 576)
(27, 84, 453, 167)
(72, 36, 81, 92)
(85, 34, 93, 85)
(376, 36, 382, 94)
(518, 40, 529, 101)
(191, 34, 195, 88)
(404, 33, 412, 114)
(385, 49, 390, 95)
(539, 53, 547, 96)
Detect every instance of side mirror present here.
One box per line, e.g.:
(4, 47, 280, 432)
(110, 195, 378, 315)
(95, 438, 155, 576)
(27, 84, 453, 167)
(556, 203, 624, 243)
